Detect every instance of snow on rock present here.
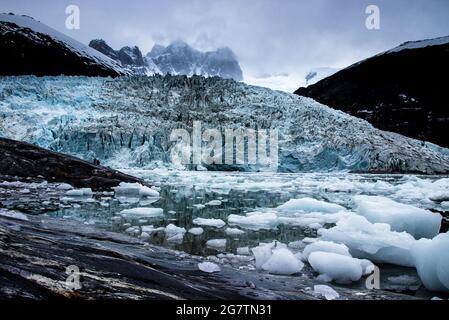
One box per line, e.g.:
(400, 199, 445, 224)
(318, 215, 416, 267)
(277, 197, 345, 213)
(353, 195, 442, 239)
(411, 232, 449, 292)
(308, 252, 363, 284)
(198, 262, 221, 273)
(66, 188, 93, 197)
(113, 182, 159, 198)
(192, 218, 226, 228)
(188, 227, 204, 235)
(228, 212, 278, 231)
(302, 241, 351, 261)
(313, 284, 340, 300)
(118, 207, 163, 218)
(261, 248, 304, 275)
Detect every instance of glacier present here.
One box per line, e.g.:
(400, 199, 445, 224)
(0, 75, 449, 174)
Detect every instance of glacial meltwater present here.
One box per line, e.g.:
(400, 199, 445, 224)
(1, 171, 448, 298)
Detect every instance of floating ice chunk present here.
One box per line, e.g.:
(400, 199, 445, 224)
(206, 239, 227, 250)
(237, 247, 251, 256)
(354, 195, 442, 239)
(288, 240, 305, 250)
(165, 224, 186, 242)
(228, 212, 278, 230)
(206, 200, 222, 206)
(277, 197, 345, 213)
(411, 232, 449, 292)
(0, 209, 28, 221)
(193, 204, 206, 209)
(262, 248, 304, 275)
(225, 227, 245, 236)
(198, 262, 221, 273)
(113, 182, 160, 198)
(318, 215, 416, 267)
(140, 232, 150, 240)
(251, 241, 286, 269)
(313, 285, 340, 300)
(308, 252, 363, 284)
(192, 218, 226, 228)
(119, 207, 163, 218)
(66, 188, 93, 197)
(56, 183, 73, 190)
(302, 241, 351, 260)
(188, 227, 204, 235)
(141, 225, 165, 234)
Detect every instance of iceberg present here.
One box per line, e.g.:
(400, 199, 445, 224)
(353, 195, 441, 239)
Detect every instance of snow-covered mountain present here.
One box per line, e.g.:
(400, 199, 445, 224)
(90, 39, 243, 80)
(89, 39, 156, 76)
(0, 13, 125, 77)
(295, 35, 449, 148)
(0, 75, 448, 174)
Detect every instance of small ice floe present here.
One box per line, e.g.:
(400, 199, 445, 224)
(188, 227, 204, 236)
(225, 227, 245, 236)
(56, 183, 73, 190)
(251, 241, 287, 269)
(302, 241, 351, 261)
(313, 285, 340, 300)
(198, 262, 221, 273)
(113, 182, 160, 198)
(237, 247, 251, 256)
(119, 207, 163, 219)
(125, 226, 140, 236)
(319, 215, 416, 267)
(277, 197, 345, 213)
(0, 209, 28, 221)
(353, 195, 442, 239)
(165, 224, 186, 242)
(193, 204, 206, 210)
(141, 225, 165, 234)
(206, 239, 227, 250)
(20, 189, 30, 194)
(288, 240, 305, 250)
(412, 232, 449, 292)
(308, 252, 365, 284)
(192, 218, 226, 228)
(228, 212, 278, 231)
(66, 188, 93, 197)
(261, 248, 304, 275)
(206, 200, 222, 206)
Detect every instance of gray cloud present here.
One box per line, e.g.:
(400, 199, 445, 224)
(2, 0, 449, 90)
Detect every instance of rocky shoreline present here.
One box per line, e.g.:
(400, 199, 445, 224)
(0, 138, 145, 191)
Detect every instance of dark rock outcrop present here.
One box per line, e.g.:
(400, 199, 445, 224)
(295, 36, 449, 148)
(0, 138, 143, 190)
(0, 14, 124, 77)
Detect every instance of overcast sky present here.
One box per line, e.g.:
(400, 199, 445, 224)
(2, 0, 449, 91)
